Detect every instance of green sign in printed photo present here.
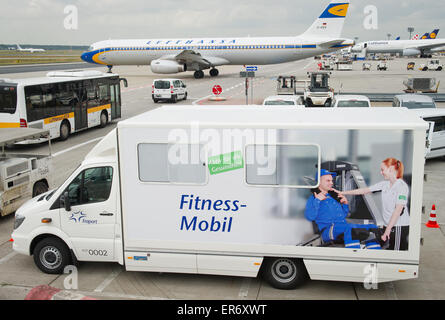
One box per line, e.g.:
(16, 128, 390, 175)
(208, 151, 244, 175)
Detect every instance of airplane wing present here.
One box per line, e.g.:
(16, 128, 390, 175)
(410, 41, 445, 51)
(162, 49, 230, 68)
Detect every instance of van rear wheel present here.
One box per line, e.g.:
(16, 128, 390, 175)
(262, 258, 308, 290)
(33, 237, 71, 274)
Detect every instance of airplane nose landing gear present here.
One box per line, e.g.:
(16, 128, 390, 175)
(107, 65, 113, 73)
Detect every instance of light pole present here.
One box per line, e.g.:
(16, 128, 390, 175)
(408, 27, 415, 40)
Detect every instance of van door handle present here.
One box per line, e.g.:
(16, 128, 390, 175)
(100, 212, 114, 216)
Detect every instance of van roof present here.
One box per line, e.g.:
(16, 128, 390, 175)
(394, 94, 435, 103)
(119, 106, 428, 130)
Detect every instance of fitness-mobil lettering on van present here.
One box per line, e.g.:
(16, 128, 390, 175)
(179, 194, 245, 233)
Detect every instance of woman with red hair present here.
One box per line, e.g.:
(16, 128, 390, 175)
(337, 158, 410, 250)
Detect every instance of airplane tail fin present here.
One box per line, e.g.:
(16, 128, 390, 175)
(301, 0, 350, 39)
(428, 29, 439, 39)
(395, 36, 401, 40)
(16, 44, 22, 50)
(421, 33, 430, 40)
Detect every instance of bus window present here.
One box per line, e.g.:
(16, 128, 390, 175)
(98, 83, 111, 105)
(0, 85, 17, 114)
(25, 85, 43, 122)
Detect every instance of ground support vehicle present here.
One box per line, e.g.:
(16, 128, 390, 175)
(419, 60, 443, 71)
(276, 76, 297, 95)
(301, 72, 334, 107)
(403, 78, 440, 94)
(377, 61, 388, 71)
(11, 106, 427, 289)
(0, 128, 53, 217)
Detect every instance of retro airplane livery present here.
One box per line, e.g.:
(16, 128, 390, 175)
(81, 0, 354, 78)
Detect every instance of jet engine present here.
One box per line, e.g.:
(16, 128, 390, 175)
(150, 60, 187, 74)
(402, 48, 421, 56)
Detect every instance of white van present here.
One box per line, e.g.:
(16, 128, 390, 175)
(393, 94, 437, 109)
(152, 79, 187, 103)
(410, 108, 445, 159)
(11, 106, 427, 289)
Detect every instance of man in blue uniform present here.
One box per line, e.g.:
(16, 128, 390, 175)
(305, 169, 381, 249)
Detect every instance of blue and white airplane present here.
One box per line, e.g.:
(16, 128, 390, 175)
(81, 0, 354, 79)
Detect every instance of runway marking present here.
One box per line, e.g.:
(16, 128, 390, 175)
(94, 267, 123, 293)
(52, 137, 104, 158)
(238, 278, 252, 299)
(0, 251, 18, 265)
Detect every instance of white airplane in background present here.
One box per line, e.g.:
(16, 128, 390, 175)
(81, 0, 354, 79)
(351, 37, 445, 59)
(16, 44, 45, 53)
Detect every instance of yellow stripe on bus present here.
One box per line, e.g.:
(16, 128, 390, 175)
(43, 113, 74, 125)
(88, 104, 111, 114)
(0, 123, 20, 128)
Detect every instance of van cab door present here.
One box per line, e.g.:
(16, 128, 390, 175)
(59, 166, 117, 261)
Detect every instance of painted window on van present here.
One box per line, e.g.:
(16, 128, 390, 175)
(138, 143, 207, 184)
(245, 144, 320, 188)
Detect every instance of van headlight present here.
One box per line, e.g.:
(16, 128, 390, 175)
(14, 215, 25, 230)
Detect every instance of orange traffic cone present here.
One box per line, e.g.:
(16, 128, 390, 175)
(426, 205, 440, 228)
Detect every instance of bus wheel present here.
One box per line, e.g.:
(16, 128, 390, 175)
(33, 237, 71, 274)
(59, 121, 70, 141)
(262, 258, 308, 290)
(100, 111, 108, 128)
(33, 181, 48, 197)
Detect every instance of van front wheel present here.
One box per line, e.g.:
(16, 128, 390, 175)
(262, 258, 308, 290)
(33, 238, 71, 274)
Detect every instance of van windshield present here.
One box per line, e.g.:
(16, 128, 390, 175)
(402, 101, 436, 109)
(154, 81, 171, 89)
(0, 85, 17, 114)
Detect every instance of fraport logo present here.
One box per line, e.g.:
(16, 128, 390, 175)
(69, 211, 98, 225)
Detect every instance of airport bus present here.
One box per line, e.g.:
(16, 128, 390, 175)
(0, 70, 127, 141)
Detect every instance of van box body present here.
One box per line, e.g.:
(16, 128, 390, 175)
(12, 106, 428, 285)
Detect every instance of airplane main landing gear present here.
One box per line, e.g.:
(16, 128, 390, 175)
(209, 68, 219, 77)
(194, 70, 204, 79)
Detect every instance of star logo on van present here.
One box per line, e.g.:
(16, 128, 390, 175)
(69, 211, 86, 223)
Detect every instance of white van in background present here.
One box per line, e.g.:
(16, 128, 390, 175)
(152, 79, 187, 103)
(393, 94, 437, 109)
(411, 108, 445, 159)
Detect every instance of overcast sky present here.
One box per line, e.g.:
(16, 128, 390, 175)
(1, 0, 444, 45)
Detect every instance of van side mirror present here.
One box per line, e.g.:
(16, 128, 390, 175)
(60, 192, 71, 211)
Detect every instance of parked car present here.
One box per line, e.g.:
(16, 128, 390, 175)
(331, 95, 371, 108)
(152, 79, 187, 103)
(393, 94, 437, 109)
(262, 95, 304, 107)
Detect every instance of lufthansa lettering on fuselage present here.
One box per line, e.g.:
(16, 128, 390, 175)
(146, 39, 237, 45)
